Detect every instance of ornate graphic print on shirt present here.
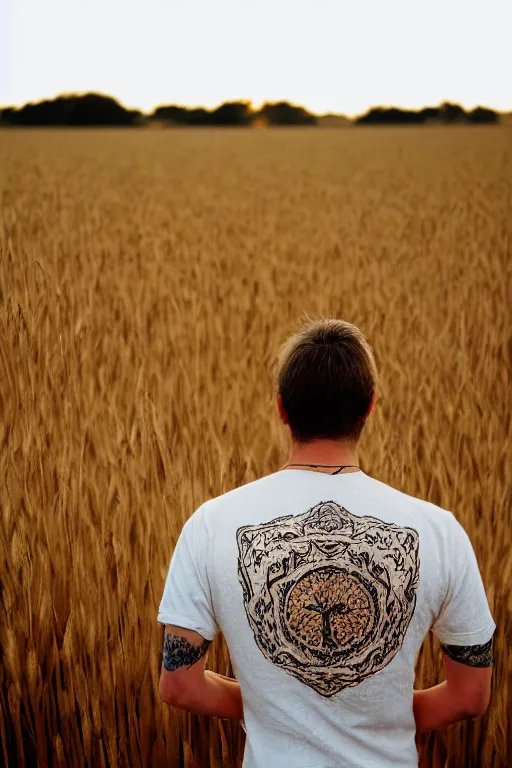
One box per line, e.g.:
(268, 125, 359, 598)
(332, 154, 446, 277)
(237, 501, 420, 697)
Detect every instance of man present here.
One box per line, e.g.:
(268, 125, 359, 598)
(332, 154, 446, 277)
(158, 319, 495, 768)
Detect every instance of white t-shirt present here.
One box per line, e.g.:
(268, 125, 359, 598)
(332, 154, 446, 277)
(158, 470, 495, 768)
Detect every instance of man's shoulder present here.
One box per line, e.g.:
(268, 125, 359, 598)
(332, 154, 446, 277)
(199, 472, 282, 517)
(362, 473, 456, 528)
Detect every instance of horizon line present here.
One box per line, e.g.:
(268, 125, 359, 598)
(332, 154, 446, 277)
(1, 91, 511, 119)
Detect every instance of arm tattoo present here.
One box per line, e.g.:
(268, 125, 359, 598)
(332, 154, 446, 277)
(441, 639, 494, 668)
(162, 631, 211, 672)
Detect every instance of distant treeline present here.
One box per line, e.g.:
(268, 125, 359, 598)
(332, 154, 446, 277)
(355, 103, 498, 125)
(0, 92, 500, 127)
(0, 94, 316, 127)
(1, 94, 142, 127)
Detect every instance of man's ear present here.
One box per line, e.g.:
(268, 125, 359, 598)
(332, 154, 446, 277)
(365, 392, 376, 421)
(277, 394, 289, 425)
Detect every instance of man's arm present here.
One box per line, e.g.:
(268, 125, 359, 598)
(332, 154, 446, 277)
(414, 641, 493, 734)
(158, 624, 243, 720)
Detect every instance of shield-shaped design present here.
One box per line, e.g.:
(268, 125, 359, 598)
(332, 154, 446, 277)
(237, 501, 419, 697)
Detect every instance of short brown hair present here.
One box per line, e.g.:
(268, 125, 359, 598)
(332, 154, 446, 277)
(276, 319, 378, 442)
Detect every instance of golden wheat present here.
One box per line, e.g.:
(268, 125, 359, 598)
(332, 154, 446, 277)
(0, 126, 510, 767)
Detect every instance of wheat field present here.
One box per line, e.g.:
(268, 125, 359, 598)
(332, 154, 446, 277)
(0, 126, 511, 767)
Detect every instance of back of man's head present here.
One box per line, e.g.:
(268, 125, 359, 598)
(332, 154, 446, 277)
(277, 319, 378, 444)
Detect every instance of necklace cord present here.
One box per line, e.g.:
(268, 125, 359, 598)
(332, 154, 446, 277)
(282, 463, 360, 475)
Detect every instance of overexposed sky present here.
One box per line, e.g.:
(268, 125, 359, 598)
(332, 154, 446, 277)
(2, 0, 511, 115)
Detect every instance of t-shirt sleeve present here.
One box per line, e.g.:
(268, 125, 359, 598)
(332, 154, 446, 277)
(431, 515, 495, 646)
(157, 509, 219, 642)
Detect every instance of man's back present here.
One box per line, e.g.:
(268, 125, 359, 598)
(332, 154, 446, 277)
(158, 320, 494, 767)
(158, 468, 495, 768)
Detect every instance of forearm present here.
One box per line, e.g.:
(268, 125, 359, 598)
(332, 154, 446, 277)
(413, 682, 471, 733)
(174, 670, 243, 720)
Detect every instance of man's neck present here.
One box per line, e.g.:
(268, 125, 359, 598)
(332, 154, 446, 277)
(286, 438, 359, 471)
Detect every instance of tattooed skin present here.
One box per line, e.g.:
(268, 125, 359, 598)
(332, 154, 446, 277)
(441, 639, 494, 668)
(162, 631, 211, 672)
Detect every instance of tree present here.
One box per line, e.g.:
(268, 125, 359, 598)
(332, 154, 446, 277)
(439, 102, 466, 124)
(305, 590, 362, 649)
(467, 106, 498, 124)
(68, 94, 140, 125)
(356, 107, 426, 125)
(257, 102, 316, 126)
(418, 107, 441, 122)
(1, 93, 140, 126)
(151, 105, 193, 125)
(211, 102, 251, 126)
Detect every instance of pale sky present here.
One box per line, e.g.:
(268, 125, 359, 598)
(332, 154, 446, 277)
(1, 0, 511, 116)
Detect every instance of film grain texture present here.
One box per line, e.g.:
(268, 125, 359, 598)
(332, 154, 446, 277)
(1, 126, 510, 767)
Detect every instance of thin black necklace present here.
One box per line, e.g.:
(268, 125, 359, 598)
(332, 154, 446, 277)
(283, 463, 360, 475)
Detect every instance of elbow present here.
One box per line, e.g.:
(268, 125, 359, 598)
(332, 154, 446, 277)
(159, 683, 175, 707)
(159, 677, 186, 708)
(445, 659, 493, 720)
(465, 701, 490, 719)
(462, 690, 491, 719)
(159, 691, 176, 707)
